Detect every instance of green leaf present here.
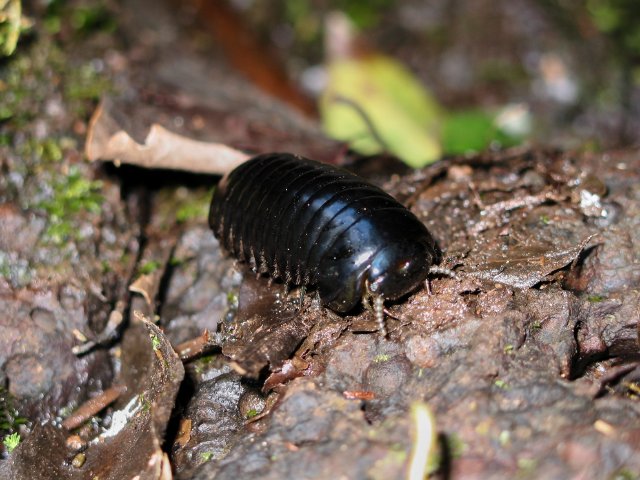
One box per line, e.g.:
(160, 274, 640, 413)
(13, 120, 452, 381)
(139, 260, 161, 275)
(320, 55, 443, 168)
(442, 110, 498, 155)
(442, 109, 522, 155)
(0, 0, 23, 56)
(3, 432, 20, 452)
(150, 334, 161, 350)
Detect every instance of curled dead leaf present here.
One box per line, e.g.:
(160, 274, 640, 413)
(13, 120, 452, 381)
(86, 99, 249, 174)
(129, 273, 156, 307)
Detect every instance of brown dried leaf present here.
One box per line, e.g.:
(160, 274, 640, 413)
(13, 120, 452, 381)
(221, 276, 316, 377)
(465, 231, 597, 289)
(86, 100, 249, 174)
(129, 273, 157, 307)
(263, 359, 308, 392)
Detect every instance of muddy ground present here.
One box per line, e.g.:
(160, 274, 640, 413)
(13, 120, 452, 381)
(1, 0, 639, 479)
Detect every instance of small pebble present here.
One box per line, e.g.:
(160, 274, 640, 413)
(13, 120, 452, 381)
(72, 452, 86, 468)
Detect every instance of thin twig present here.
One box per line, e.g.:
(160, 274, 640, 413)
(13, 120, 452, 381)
(62, 385, 127, 430)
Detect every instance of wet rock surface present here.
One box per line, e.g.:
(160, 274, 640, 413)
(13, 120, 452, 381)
(160, 226, 241, 346)
(170, 149, 640, 479)
(4, 141, 636, 478)
(0, 176, 136, 420)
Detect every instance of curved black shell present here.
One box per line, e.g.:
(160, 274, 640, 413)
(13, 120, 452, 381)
(209, 153, 439, 312)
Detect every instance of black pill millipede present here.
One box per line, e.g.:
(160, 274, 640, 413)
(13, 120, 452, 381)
(209, 153, 443, 334)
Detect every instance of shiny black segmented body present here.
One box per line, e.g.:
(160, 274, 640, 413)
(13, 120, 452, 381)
(209, 153, 439, 314)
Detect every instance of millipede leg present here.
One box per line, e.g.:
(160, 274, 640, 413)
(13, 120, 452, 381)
(373, 295, 387, 337)
(362, 294, 372, 312)
(428, 265, 457, 278)
(425, 265, 456, 295)
(364, 280, 388, 336)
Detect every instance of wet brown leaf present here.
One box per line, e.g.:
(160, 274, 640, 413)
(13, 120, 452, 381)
(221, 276, 316, 377)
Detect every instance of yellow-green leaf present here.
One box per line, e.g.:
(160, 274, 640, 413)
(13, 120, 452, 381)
(320, 55, 443, 168)
(0, 0, 22, 56)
